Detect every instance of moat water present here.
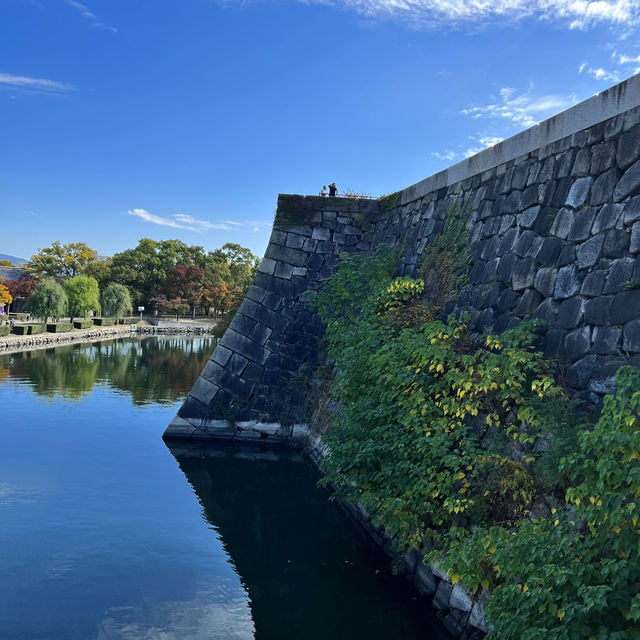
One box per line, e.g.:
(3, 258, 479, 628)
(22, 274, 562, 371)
(0, 336, 449, 639)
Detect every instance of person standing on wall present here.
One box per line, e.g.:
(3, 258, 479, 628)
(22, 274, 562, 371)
(328, 182, 338, 197)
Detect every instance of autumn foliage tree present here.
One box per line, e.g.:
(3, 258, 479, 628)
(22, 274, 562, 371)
(0, 284, 13, 314)
(158, 265, 206, 319)
(7, 277, 38, 305)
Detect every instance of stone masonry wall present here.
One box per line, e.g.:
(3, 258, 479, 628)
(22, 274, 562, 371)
(165, 76, 640, 440)
(166, 195, 377, 440)
(370, 105, 640, 398)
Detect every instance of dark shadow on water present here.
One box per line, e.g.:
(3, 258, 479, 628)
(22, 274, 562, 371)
(167, 442, 452, 640)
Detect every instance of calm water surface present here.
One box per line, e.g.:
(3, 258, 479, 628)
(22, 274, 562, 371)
(0, 336, 450, 640)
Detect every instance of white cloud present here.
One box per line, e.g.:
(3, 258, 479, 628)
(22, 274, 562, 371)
(128, 209, 235, 232)
(462, 86, 577, 128)
(432, 149, 456, 161)
(619, 53, 640, 63)
(463, 135, 505, 158)
(64, 0, 117, 32)
(0, 72, 74, 93)
(261, 0, 640, 28)
(578, 62, 620, 81)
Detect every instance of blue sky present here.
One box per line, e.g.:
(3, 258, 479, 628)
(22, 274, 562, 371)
(2, 0, 640, 261)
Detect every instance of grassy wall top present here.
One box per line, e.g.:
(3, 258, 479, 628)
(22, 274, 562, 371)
(274, 194, 379, 229)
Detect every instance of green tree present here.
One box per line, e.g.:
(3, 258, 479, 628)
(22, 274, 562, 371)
(64, 275, 101, 323)
(25, 241, 100, 281)
(101, 283, 133, 321)
(26, 279, 68, 323)
(84, 258, 112, 291)
(206, 242, 258, 292)
(109, 238, 206, 306)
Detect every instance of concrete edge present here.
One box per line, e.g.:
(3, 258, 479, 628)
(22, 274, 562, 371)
(400, 74, 640, 205)
(162, 414, 310, 447)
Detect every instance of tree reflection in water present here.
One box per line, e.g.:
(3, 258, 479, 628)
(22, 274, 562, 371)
(1, 336, 216, 403)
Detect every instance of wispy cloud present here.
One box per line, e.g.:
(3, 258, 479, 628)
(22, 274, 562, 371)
(128, 209, 233, 232)
(0, 72, 74, 93)
(578, 62, 620, 81)
(462, 86, 577, 128)
(432, 149, 456, 161)
(463, 136, 504, 158)
(253, 0, 640, 29)
(64, 0, 117, 32)
(432, 136, 505, 164)
(127, 208, 272, 233)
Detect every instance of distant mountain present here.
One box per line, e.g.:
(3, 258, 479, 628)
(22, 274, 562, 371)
(0, 254, 28, 265)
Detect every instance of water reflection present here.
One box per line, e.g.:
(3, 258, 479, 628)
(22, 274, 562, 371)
(168, 443, 451, 640)
(0, 336, 215, 403)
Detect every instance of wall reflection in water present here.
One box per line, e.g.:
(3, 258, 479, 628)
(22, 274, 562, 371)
(167, 443, 451, 640)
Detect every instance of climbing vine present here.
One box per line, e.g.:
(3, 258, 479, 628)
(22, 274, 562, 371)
(313, 202, 640, 639)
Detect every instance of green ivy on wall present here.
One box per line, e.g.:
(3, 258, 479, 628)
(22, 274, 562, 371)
(312, 202, 640, 639)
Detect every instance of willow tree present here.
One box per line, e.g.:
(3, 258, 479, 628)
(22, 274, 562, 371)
(101, 283, 132, 322)
(65, 275, 101, 323)
(26, 279, 68, 323)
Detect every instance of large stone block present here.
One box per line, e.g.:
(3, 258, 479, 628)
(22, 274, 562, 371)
(534, 266, 557, 297)
(611, 290, 640, 324)
(623, 319, 640, 351)
(592, 203, 624, 234)
(590, 141, 616, 175)
(614, 159, 640, 202)
(604, 258, 636, 293)
(631, 222, 640, 254)
(571, 148, 592, 177)
(617, 124, 640, 169)
(592, 167, 621, 205)
(566, 354, 597, 388)
(577, 233, 605, 269)
(568, 207, 597, 242)
(512, 286, 541, 316)
(550, 208, 574, 239)
(581, 270, 606, 297)
(264, 244, 308, 267)
(592, 326, 622, 354)
(554, 264, 580, 299)
(190, 376, 219, 406)
(433, 581, 453, 610)
(515, 231, 543, 258)
(512, 259, 537, 291)
(624, 196, 640, 226)
(220, 328, 272, 365)
(557, 296, 585, 329)
(603, 229, 630, 258)
(535, 237, 563, 265)
(565, 177, 593, 209)
(584, 296, 613, 325)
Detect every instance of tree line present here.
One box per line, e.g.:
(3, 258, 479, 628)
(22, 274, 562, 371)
(1, 238, 259, 323)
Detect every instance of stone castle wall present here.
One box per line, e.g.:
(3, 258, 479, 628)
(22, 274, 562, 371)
(165, 75, 640, 441)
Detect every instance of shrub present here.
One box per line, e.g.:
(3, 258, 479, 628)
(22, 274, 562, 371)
(73, 320, 93, 329)
(92, 317, 115, 326)
(47, 323, 73, 333)
(9, 313, 27, 321)
(13, 324, 45, 335)
(0, 324, 9, 337)
(118, 317, 138, 325)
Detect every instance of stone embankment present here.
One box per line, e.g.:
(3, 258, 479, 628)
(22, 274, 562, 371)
(0, 323, 217, 354)
(0, 325, 136, 354)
